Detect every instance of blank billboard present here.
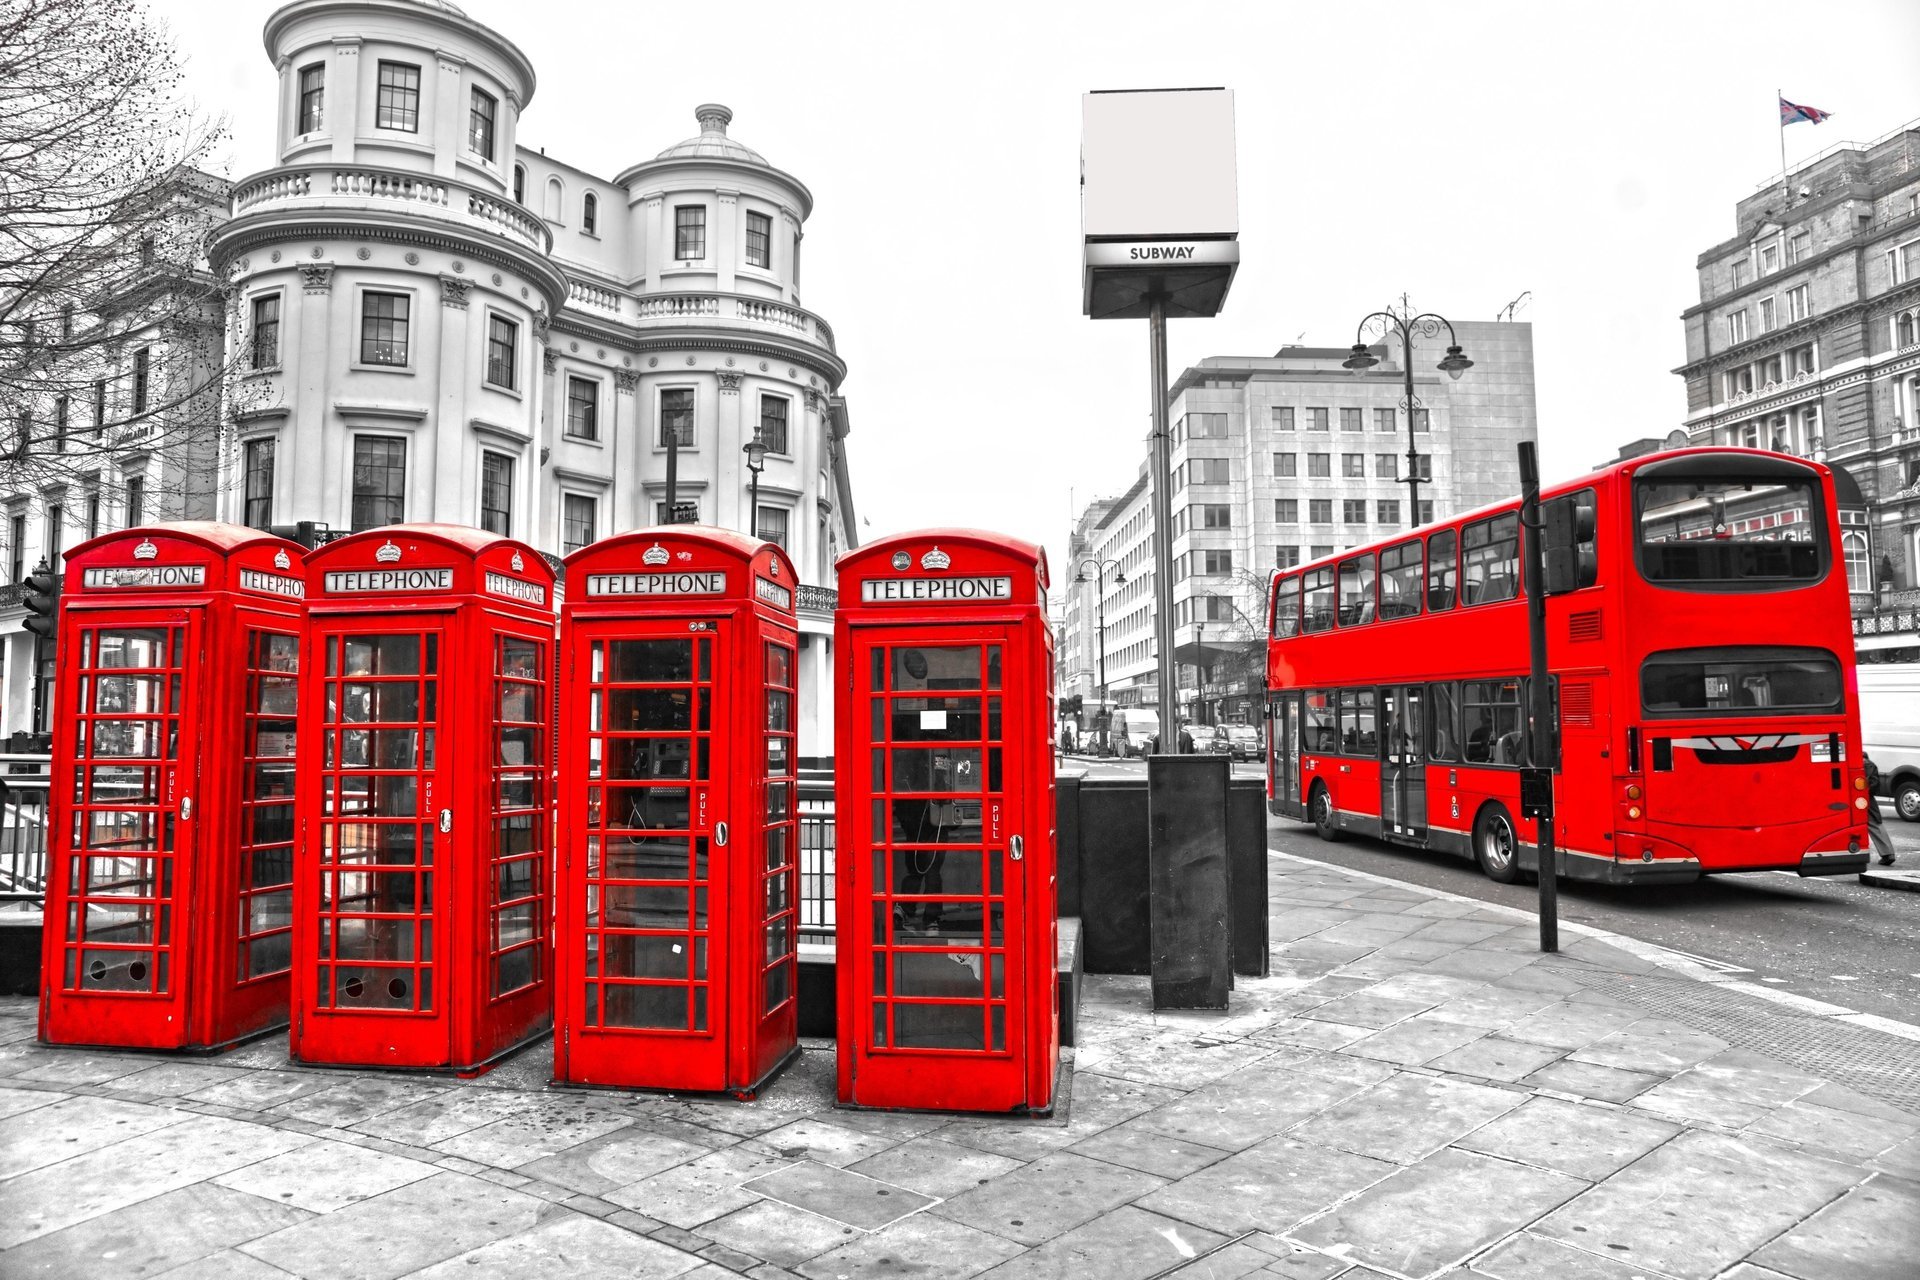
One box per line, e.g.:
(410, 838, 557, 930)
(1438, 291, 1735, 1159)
(1082, 88, 1238, 241)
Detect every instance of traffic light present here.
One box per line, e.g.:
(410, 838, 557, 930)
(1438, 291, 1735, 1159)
(21, 558, 58, 639)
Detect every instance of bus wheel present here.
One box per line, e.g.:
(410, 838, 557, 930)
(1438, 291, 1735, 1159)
(1311, 784, 1342, 843)
(1896, 778, 1920, 824)
(1474, 804, 1522, 884)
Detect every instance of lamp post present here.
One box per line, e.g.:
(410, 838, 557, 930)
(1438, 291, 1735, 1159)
(743, 434, 767, 539)
(1076, 555, 1124, 754)
(1342, 302, 1473, 530)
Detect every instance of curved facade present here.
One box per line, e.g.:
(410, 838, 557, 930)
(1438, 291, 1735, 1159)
(206, 0, 857, 759)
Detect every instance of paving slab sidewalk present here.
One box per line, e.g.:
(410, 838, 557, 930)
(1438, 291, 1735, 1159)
(3, 855, 1918, 1280)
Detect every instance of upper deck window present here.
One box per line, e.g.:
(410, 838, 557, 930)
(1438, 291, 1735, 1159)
(1271, 577, 1300, 638)
(1636, 464, 1824, 588)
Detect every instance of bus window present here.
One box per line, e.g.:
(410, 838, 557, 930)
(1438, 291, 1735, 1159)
(1640, 646, 1842, 717)
(1303, 567, 1335, 633)
(1337, 554, 1376, 626)
(1463, 513, 1520, 605)
(1462, 679, 1523, 764)
(1303, 690, 1335, 751)
(1339, 688, 1377, 755)
(1635, 469, 1822, 587)
(1272, 577, 1301, 639)
(1427, 529, 1457, 611)
(1427, 683, 1458, 761)
(1379, 540, 1422, 620)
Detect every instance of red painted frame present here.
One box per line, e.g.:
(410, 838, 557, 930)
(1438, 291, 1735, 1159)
(41, 522, 307, 1052)
(291, 524, 554, 1073)
(834, 530, 1058, 1114)
(553, 527, 800, 1095)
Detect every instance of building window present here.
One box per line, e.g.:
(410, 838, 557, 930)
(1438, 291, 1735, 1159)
(513, 164, 525, 204)
(1340, 407, 1362, 432)
(1842, 527, 1870, 594)
(375, 62, 421, 132)
(243, 438, 275, 529)
(1760, 242, 1779, 274)
(92, 379, 105, 429)
(125, 475, 144, 526)
(480, 452, 513, 535)
(1307, 453, 1330, 478)
(130, 346, 150, 414)
(1413, 408, 1430, 432)
(1183, 413, 1228, 439)
(1894, 239, 1920, 285)
(659, 388, 694, 447)
(350, 436, 406, 531)
(656, 500, 699, 524)
(1192, 457, 1229, 484)
(1787, 284, 1809, 322)
(298, 63, 325, 133)
(53, 396, 67, 453)
(1791, 344, 1816, 376)
(486, 315, 518, 389)
(1310, 544, 1334, 560)
(1308, 407, 1329, 431)
(1275, 453, 1296, 477)
(250, 294, 280, 370)
(1199, 504, 1231, 529)
(544, 177, 562, 223)
(1377, 499, 1400, 525)
(1275, 499, 1297, 522)
(1309, 498, 1332, 524)
(1275, 546, 1300, 569)
(756, 505, 788, 548)
(86, 495, 100, 538)
(759, 395, 789, 454)
(1727, 309, 1750, 344)
(1418, 500, 1434, 524)
(582, 193, 597, 234)
(1375, 408, 1395, 432)
(1272, 406, 1294, 430)
(1341, 454, 1364, 478)
(675, 205, 706, 259)
(6, 514, 22, 582)
(565, 376, 599, 440)
(1789, 232, 1810, 264)
(1411, 453, 1433, 481)
(745, 211, 771, 268)
(562, 493, 597, 554)
(1759, 297, 1776, 332)
(1731, 258, 1750, 289)
(1901, 312, 1918, 350)
(1375, 453, 1397, 477)
(1342, 499, 1368, 524)
(468, 88, 496, 161)
(360, 291, 410, 365)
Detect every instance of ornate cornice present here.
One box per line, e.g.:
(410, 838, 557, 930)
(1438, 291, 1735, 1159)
(544, 313, 843, 388)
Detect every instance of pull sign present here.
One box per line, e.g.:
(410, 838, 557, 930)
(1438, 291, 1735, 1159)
(438, 809, 452, 833)
(989, 801, 1002, 843)
(696, 789, 710, 831)
(179, 796, 192, 820)
(1009, 834, 1024, 862)
(715, 821, 729, 848)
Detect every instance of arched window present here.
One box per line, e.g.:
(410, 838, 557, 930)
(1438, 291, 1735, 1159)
(1842, 528, 1870, 594)
(544, 176, 563, 224)
(512, 164, 525, 204)
(582, 193, 597, 235)
(1899, 311, 1916, 350)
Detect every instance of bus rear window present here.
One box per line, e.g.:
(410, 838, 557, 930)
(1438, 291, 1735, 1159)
(1636, 474, 1823, 586)
(1641, 646, 1842, 717)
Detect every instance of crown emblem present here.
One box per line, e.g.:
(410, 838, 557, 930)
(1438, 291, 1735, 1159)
(272, 549, 291, 570)
(510, 551, 525, 572)
(642, 543, 670, 566)
(375, 540, 402, 563)
(132, 539, 158, 561)
(768, 560, 780, 577)
(921, 546, 951, 571)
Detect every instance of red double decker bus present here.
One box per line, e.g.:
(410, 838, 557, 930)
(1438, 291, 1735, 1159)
(1265, 447, 1871, 885)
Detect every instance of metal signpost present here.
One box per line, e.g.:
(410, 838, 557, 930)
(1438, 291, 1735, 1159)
(1517, 442, 1558, 952)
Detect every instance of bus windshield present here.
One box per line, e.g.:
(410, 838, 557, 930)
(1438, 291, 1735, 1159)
(1635, 473, 1823, 587)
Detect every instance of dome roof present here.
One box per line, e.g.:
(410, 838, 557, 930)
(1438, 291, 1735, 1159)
(409, 0, 467, 13)
(655, 104, 768, 166)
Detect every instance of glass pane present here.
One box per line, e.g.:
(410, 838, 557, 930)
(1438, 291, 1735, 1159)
(891, 749, 982, 793)
(892, 1002, 984, 1049)
(332, 964, 417, 1008)
(608, 640, 692, 682)
(607, 689, 692, 731)
(888, 697, 982, 742)
(892, 647, 980, 691)
(342, 635, 420, 676)
(603, 983, 686, 1029)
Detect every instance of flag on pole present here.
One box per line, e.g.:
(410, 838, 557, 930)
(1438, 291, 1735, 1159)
(1780, 97, 1832, 126)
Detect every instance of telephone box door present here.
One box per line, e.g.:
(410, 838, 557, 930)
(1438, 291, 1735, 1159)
(847, 627, 1028, 1112)
(48, 611, 203, 1046)
(562, 619, 732, 1088)
(302, 617, 453, 1058)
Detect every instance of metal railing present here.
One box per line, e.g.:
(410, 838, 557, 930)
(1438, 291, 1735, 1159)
(798, 778, 835, 943)
(0, 754, 51, 903)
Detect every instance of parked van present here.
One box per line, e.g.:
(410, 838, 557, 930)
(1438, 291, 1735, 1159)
(1860, 663, 1920, 821)
(1111, 708, 1162, 758)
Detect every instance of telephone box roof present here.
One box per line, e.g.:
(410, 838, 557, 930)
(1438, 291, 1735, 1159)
(63, 520, 302, 564)
(840, 529, 1050, 590)
(306, 522, 544, 565)
(563, 524, 789, 571)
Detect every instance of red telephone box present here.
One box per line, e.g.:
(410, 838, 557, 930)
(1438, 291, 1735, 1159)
(553, 528, 801, 1095)
(291, 524, 554, 1073)
(834, 530, 1058, 1113)
(40, 522, 307, 1052)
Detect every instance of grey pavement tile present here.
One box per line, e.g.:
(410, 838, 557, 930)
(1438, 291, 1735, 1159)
(0, 1112, 312, 1249)
(0, 1180, 312, 1278)
(1130, 1062, 1365, 1152)
(0, 1093, 191, 1179)
(1289, 1072, 1524, 1165)
(1073, 1038, 1277, 1093)
(696, 1199, 859, 1269)
(1291, 1147, 1585, 1276)
(1300, 993, 1435, 1030)
(210, 1135, 440, 1213)
(11, 1050, 164, 1088)
(679, 1266, 750, 1280)
(1415, 948, 1539, 981)
(1568, 1021, 1729, 1077)
(152, 1247, 307, 1279)
(517, 1124, 712, 1197)
(1491, 966, 1587, 997)
(1520, 1058, 1664, 1104)
(1869, 1133, 1920, 1180)
(1342, 1015, 1488, 1066)
(1744, 1099, 1916, 1162)
(846, 1136, 1026, 1199)
(1418, 984, 1562, 1030)
(973, 1205, 1226, 1280)
(744, 1159, 934, 1230)
(1066, 1115, 1232, 1179)
(607, 1145, 799, 1228)
(1406, 918, 1514, 945)
(755, 1116, 905, 1168)
(264, 1074, 451, 1129)
(1135, 1136, 1394, 1236)
(1286, 1051, 1399, 1090)
(348, 1085, 531, 1147)
(1750, 1172, 1920, 1280)
(1362, 973, 1487, 1005)
(928, 1150, 1164, 1247)
(109, 1061, 256, 1099)
(1426, 1035, 1563, 1083)
(184, 1068, 336, 1113)
(1713, 1268, 1800, 1280)
(404, 1210, 708, 1279)
(1471, 1231, 1673, 1279)
(1154, 1240, 1274, 1279)
(236, 1170, 548, 1280)
(1371, 938, 1467, 963)
(702, 1242, 766, 1273)
(1795, 1081, 1920, 1124)
(795, 1212, 1026, 1280)
(1630, 1051, 1823, 1130)
(0, 1084, 67, 1121)
(1059, 1071, 1186, 1138)
(1253, 1019, 1375, 1052)
(1454, 1096, 1680, 1182)
(434, 1099, 635, 1169)
(1531, 1130, 1864, 1280)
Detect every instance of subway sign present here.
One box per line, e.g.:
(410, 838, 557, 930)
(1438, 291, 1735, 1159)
(585, 571, 728, 597)
(323, 568, 454, 594)
(83, 565, 208, 589)
(860, 576, 1013, 603)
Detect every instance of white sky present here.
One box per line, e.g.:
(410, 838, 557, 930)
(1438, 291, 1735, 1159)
(157, 0, 1920, 579)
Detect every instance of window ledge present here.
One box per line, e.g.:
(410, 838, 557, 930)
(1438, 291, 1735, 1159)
(483, 379, 524, 402)
(560, 432, 604, 449)
(348, 361, 415, 376)
(242, 366, 281, 381)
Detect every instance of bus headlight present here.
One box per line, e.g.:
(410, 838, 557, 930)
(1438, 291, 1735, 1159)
(1855, 796, 1869, 811)
(1627, 805, 1642, 820)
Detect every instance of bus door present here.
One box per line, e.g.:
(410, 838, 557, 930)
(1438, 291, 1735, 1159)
(1271, 693, 1305, 819)
(1381, 685, 1427, 840)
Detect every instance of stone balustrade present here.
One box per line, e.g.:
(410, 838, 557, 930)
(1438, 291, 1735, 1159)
(623, 291, 836, 353)
(568, 278, 621, 312)
(227, 164, 551, 255)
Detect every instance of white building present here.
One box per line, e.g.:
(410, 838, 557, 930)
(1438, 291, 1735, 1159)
(0, 0, 859, 762)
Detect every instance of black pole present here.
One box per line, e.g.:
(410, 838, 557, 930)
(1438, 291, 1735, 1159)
(1096, 579, 1108, 753)
(1518, 441, 1557, 952)
(665, 426, 680, 523)
(1402, 322, 1421, 529)
(748, 468, 761, 538)
(1146, 293, 1182, 752)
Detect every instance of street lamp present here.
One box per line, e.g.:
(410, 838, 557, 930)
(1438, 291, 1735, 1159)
(743, 434, 767, 538)
(1076, 556, 1125, 754)
(1342, 301, 1473, 531)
